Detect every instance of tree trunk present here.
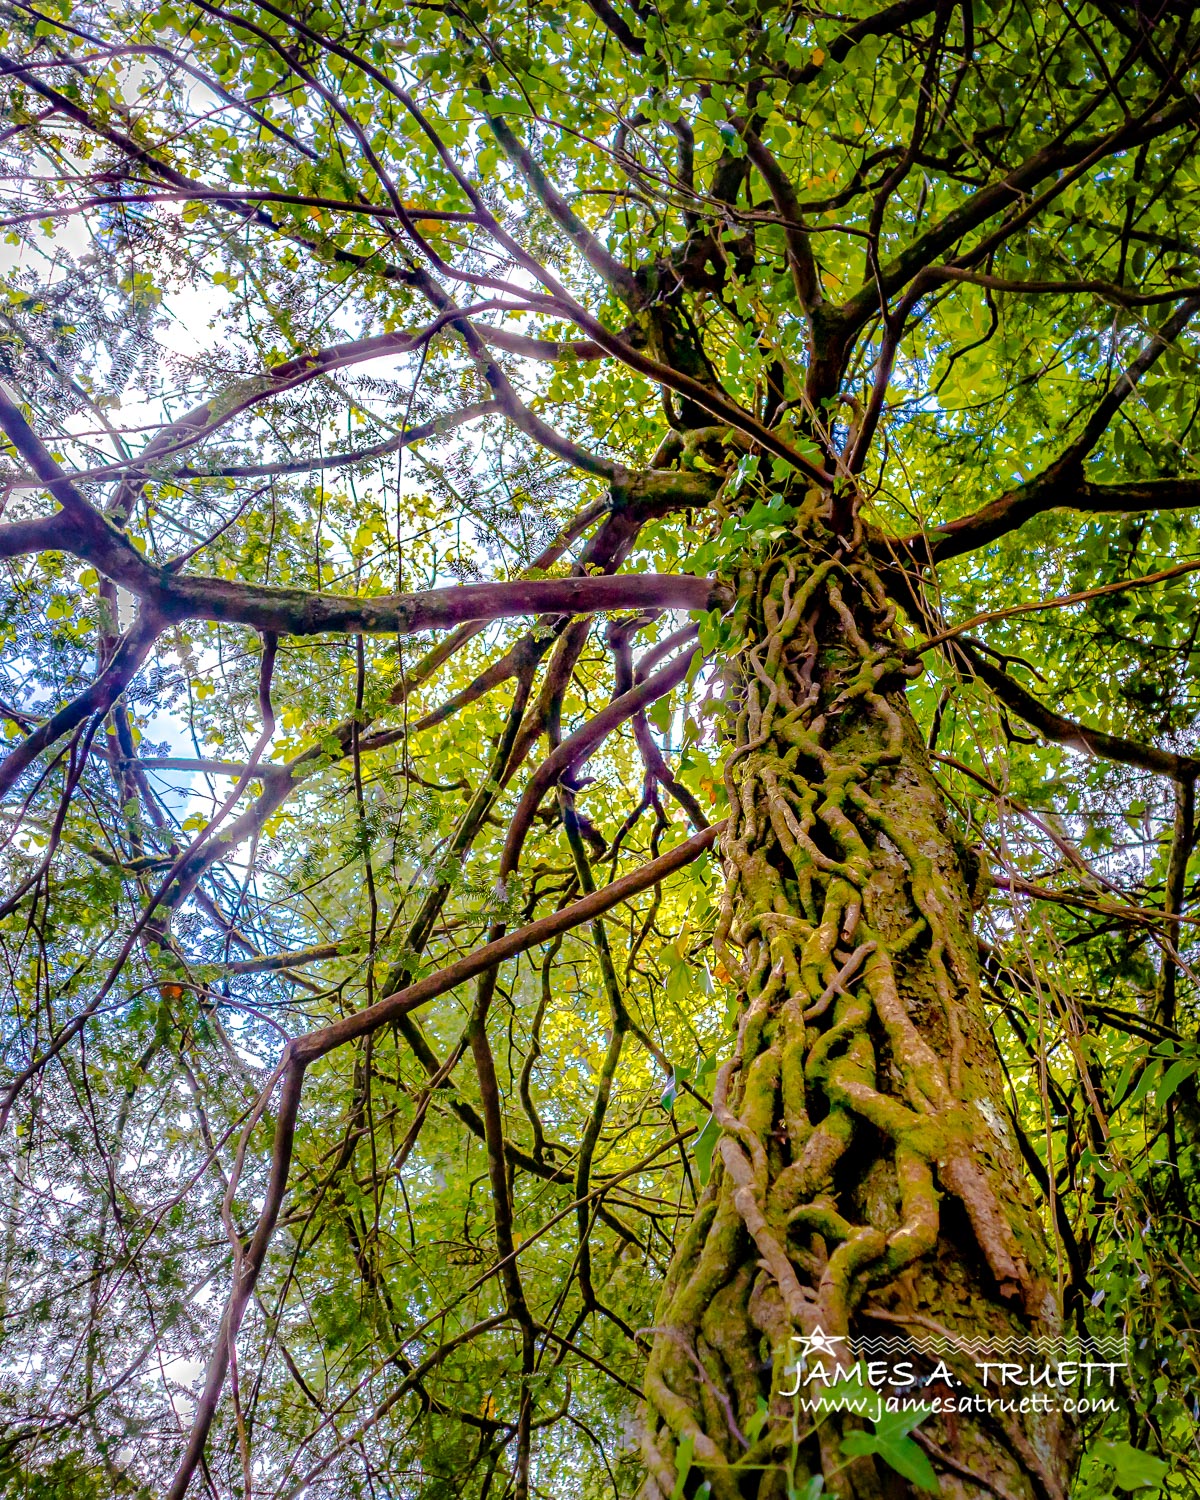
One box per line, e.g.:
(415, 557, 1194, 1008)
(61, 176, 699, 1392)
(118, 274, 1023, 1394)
(640, 507, 1073, 1499)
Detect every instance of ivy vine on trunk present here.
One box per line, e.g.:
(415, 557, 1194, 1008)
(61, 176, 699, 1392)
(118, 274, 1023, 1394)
(643, 490, 1067, 1497)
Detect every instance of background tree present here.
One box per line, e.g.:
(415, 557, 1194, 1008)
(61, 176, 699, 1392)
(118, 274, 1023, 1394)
(1, 0, 1200, 1496)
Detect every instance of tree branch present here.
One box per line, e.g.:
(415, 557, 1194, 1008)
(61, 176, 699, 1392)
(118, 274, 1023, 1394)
(924, 266, 1200, 309)
(905, 296, 1200, 564)
(159, 400, 499, 481)
(734, 117, 821, 313)
(835, 97, 1190, 344)
(915, 554, 1200, 652)
(0, 392, 724, 634)
(0, 383, 156, 592)
(1057, 294, 1200, 471)
(163, 818, 722, 1500)
(500, 636, 701, 876)
(154, 571, 727, 636)
(578, 0, 645, 54)
(963, 645, 1200, 780)
(0, 608, 164, 799)
(98, 309, 526, 521)
(913, 477, 1200, 563)
(481, 104, 644, 306)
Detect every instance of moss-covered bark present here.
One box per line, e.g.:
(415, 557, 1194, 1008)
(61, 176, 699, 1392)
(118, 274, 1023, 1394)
(640, 503, 1071, 1499)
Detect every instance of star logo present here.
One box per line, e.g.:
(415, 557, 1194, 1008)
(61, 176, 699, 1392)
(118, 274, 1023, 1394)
(780, 1326, 850, 1395)
(792, 1326, 847, 1360)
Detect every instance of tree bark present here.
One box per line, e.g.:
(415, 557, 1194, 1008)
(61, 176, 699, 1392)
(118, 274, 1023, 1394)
(640, 505, 1071, 1499)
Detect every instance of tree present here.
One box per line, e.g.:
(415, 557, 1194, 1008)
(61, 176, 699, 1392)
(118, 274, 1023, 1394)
(1, 0, 1199, 1495)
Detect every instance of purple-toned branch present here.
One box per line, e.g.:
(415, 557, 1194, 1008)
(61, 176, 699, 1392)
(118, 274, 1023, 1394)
(163, 819, 722, 1499)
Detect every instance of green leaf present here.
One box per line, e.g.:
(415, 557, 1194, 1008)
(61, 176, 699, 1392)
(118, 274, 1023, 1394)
(659, 1067, 680, 1112)
(1154, 1057, 1197, 1109)
(665, 956, 692, 1006)
(840, 1429, 939, 1492)
(670, 1434, 694, 1500)
(872, 1405, 934, 1443)
(788, 1480, 824, 1500)
(1094, 1441, 1169, 1491)
(840, 1403, 938, 1491)
(743, 1395, 769, 1445)
(691, 1113, 720, 1184)
(648, 693, 675, 735)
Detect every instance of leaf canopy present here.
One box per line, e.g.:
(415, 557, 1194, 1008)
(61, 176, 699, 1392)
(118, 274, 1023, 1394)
(1, 0, 1200, 1494)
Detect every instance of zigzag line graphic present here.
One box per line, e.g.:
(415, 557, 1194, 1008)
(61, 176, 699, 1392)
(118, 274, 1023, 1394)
(845, 1338, 1128, 1359)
